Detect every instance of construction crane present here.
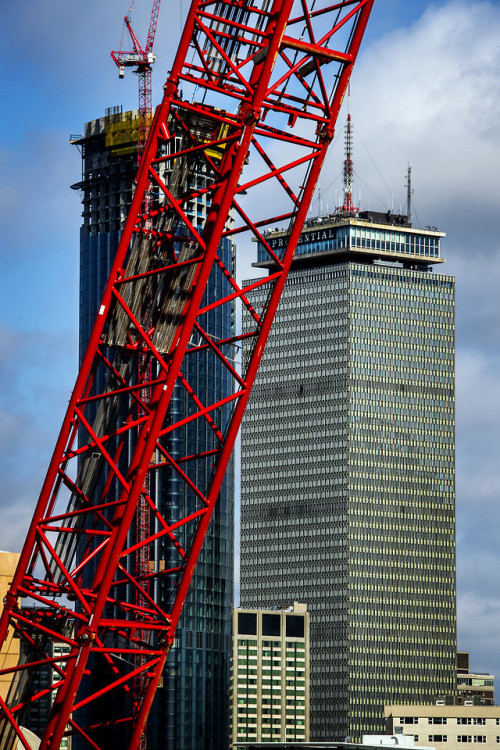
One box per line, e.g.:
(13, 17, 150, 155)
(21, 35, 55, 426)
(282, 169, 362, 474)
(112, 9, 162, 747)
(111, 0, 162, 158)
(0, 1, 374, 748)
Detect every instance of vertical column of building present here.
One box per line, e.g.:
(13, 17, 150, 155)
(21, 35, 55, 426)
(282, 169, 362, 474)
(240, 263, 352, 738)
(346, 262, 456, 736)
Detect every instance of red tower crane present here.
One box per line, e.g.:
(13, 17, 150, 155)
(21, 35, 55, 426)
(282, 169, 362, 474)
(111, 0, 162, 158)
(0, 1, 374, 748)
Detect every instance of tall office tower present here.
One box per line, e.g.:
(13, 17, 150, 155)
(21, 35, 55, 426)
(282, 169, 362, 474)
(240, 207, 456, 740)
(72, 108, 234, 750)
(230, 603, 310, 744)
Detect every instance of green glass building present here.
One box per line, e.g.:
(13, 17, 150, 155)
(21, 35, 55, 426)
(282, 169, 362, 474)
(239, 210, 456, 741)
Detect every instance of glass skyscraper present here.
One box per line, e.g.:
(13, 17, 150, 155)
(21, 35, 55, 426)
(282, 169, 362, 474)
(240, 210, 456, 741)
(73, 108, 233, 750)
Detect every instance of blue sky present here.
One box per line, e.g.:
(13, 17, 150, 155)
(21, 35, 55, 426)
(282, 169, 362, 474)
(1, 0, 500, 687)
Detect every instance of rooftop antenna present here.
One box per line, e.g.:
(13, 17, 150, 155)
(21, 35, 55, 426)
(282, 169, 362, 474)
(336, 87, 359, 216)
(406, 163, 413, 225)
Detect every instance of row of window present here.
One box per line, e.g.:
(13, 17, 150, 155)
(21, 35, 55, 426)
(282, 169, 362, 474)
(402, 718, 489, 725)
(260, 227, 441, 261)
(412, 737, 492, 744)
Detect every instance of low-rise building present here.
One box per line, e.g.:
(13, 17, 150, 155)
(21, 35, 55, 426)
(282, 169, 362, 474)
(385, 705, 500, 750)
(230, 603, 310, 744)
(457, 653, 494, 705)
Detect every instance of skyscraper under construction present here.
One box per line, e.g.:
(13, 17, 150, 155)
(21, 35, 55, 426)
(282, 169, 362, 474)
(72, 107, 234, 750)
(239, 124, 456, 739)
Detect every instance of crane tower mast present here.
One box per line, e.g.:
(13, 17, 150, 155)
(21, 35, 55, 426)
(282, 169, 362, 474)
(0, 0, 374, 748)
(111, 0, 162, 157)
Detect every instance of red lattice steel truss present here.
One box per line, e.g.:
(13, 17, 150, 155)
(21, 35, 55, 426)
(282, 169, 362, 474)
(0, 0, 373, 748)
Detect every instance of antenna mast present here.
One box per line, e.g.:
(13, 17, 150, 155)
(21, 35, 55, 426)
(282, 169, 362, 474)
(406, 163, 413, 225)
(336, 97, 359, 216)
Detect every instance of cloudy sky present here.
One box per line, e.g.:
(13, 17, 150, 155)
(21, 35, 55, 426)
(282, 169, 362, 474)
(1, 0, 500, 683)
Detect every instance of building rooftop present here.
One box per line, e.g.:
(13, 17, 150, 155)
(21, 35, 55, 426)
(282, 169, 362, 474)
(234, 742, 435, 750)
(254, 210, 445, 272)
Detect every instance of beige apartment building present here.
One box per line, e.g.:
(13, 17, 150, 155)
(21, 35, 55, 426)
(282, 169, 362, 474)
(385, 705, 500, 750)
(230, 603, 310, 744)
(0, 551, 20, 701)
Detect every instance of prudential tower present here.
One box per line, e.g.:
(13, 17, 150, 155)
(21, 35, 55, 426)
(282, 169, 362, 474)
(239, 114, 456, 741)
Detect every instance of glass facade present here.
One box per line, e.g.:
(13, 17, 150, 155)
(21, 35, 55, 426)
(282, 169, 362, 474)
(259, 214, 442, 265)
(240, 219, 456, 741)
(75, 110, 233, 750)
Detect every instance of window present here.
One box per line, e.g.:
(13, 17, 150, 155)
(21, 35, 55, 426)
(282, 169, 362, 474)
(428, 736, 447, 743)
(458, 719, 472, 726)
(458, 737, 472, 743)
(262, 614, 281, 636)
(474, 738, 486, 743)
(238, 613, 257, 635)
(401, 718, 418, 724)
(429, 718, 447, 725)
(286, 615, 304, 638)
(474, 719, 486, 726)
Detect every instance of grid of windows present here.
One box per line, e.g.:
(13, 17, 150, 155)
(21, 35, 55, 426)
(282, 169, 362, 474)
(258, 217, 442, 263)
(389, 709, 500, 747)
(230, 609, 309, 743)
(241, 250, 456, 741)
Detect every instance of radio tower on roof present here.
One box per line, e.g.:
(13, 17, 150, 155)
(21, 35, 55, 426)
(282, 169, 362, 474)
(337, 96, 359, 216)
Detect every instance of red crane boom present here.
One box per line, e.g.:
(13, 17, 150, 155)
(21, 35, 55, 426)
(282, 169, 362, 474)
(0, 1, 374, 748)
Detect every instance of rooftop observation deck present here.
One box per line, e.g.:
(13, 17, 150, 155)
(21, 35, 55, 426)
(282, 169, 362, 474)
(254, 210, 446, 272)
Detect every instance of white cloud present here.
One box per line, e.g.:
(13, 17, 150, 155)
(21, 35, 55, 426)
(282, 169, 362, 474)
(456, 348, 500, 431)
(343, 0, 500, 219)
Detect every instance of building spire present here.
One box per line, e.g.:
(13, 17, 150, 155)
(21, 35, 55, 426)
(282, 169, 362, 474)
(336, 93, 359, 217)
(406, 163, 413, 226)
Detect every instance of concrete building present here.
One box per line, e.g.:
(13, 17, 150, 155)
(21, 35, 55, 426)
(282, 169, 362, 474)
(230, 604, 310, 744)
(385, 704, 500, 750)
(456, 653, 494, 706)
(72, 107, 234, 750)
(0, 551, 20, 701)
(240, 208, 456, 740)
